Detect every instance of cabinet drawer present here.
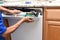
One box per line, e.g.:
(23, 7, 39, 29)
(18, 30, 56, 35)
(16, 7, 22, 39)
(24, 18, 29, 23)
(46, 9, 60, 20)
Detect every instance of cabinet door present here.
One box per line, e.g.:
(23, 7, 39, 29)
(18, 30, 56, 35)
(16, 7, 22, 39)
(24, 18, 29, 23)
(47, 21, 60, 40)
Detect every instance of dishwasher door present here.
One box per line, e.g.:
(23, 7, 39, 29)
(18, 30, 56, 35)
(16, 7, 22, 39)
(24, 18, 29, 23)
(7, 7, 43, 40)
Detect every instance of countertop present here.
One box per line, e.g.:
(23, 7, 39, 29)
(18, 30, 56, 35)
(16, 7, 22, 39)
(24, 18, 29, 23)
(0, 1, 60, 7)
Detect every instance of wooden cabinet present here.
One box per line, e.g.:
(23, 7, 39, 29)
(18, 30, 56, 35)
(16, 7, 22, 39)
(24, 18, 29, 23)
(44, 7, 60, 40)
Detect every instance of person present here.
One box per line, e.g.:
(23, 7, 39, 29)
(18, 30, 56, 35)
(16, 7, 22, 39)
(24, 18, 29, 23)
(0, 6, 34, 40)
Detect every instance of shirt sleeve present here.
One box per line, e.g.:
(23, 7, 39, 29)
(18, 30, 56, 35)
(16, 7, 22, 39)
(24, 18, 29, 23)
(0, 12, 7, 36)
(0, 26, 7, 36)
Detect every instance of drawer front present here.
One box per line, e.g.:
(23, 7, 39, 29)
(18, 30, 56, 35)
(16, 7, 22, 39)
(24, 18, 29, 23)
(46, 9, 60, 20)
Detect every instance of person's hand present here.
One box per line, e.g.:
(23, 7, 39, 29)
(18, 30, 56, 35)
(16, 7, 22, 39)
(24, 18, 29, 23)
(9, 9, 22, 14)
(21, 17, 34, 23)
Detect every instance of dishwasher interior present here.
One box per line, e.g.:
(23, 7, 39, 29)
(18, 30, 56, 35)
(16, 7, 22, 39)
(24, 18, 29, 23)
(3, 7, 43, 18)
(3, 7, 43, 40)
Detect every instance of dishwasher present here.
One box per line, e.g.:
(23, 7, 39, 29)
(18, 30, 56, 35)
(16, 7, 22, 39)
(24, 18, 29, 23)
(5, 7, 43, 40)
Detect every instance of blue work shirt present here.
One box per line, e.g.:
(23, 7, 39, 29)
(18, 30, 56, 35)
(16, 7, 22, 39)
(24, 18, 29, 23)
(0, 11, 7, 40)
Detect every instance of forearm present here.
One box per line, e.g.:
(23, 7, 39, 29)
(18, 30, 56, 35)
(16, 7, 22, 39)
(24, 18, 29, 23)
(3, 19, 24, 35)
(0, 6, 10, 12)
